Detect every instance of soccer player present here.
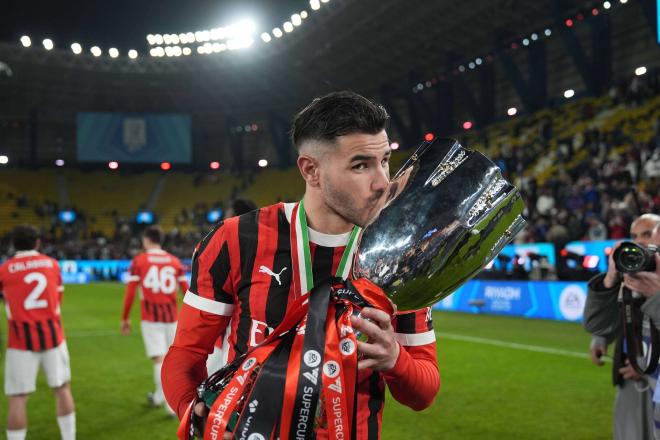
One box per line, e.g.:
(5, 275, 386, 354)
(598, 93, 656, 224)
(163, 91, 440, 438)
(121, 226, 189, 413)
(0, 225, 76, 440)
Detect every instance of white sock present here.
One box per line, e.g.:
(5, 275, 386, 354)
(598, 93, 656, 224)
(7, 429, 27, 440)
(153, 362, 165, 405)
(57, 412, 76, 440)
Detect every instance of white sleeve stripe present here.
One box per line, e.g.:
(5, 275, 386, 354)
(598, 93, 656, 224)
(177, 276, 189, 281)
(183, 291, 234, 316)
(394, 330, 436, 346)
(127, 275, 140, 281)
(57, 286, 65, 292)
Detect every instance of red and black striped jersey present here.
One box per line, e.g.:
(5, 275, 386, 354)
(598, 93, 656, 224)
(166, 203, 438, 438)
(122, 249, 189, 323)
(0, 250, 65, 351)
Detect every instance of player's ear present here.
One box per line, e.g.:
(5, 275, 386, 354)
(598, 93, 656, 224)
(297, 154, 321, 188)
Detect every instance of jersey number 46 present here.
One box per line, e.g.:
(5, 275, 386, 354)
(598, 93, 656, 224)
(143, 266, 177, 294)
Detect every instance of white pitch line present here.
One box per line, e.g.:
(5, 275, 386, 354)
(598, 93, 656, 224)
(437, 331, 610, 362)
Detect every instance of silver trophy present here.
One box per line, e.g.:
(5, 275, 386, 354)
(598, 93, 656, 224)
(354, 138, 526, 311)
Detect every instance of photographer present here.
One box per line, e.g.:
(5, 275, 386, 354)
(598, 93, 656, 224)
(583, 213, 660, 440)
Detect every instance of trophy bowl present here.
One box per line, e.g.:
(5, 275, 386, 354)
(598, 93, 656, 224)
(354, 138, 526, 311)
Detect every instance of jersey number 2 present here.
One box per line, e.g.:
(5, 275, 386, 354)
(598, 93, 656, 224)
(144, 266, 176, 294)
(24, 272, 48, 310)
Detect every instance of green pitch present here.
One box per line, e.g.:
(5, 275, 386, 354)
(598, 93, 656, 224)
(0, 283, 614, 439)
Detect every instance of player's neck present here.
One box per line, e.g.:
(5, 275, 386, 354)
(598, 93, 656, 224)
(302, 192, 354, 235)
(144, 244, 162, 252)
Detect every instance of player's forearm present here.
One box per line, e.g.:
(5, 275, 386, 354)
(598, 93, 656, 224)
(121, 283, 138, 321)
(383, 343, 440, 411)
(162, 346, 208, 418)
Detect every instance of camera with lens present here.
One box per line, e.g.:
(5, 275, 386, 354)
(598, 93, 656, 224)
(613, 241, 659, 273)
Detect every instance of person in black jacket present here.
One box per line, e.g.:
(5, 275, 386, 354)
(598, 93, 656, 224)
(583, 213, 660, 440)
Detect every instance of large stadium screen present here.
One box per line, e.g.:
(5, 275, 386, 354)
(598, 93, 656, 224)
(77, 112, 192, 163)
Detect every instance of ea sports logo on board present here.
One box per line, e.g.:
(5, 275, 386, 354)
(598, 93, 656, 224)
(558, 284, 586, 321)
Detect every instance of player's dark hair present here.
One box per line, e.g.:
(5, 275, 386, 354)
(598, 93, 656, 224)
(143, 225, 164, 245)
(12, 225, 39, 251)
(291, 90, 390, 151)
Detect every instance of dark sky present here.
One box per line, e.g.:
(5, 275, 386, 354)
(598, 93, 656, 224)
(1, 0, 309, 51)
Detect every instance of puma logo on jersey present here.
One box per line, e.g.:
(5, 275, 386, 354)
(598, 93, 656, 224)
(259, 265, 287, 286)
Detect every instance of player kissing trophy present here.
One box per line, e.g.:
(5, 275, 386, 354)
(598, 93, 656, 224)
(180, 137, 526, 440)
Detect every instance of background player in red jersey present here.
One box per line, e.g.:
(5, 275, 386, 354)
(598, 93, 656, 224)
(121, 225, 189, 414)
(0, 225, 76, 440)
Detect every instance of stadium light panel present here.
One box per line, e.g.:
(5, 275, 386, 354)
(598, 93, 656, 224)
(475, 57, 482, 65)
(522, 38, 530, 46)
(635, 66, 647, 76)
(301, 11, 309, 19)
(531, 33, 538, 41)
(108, 161, 118, 169)
(321, 0, 330, 3)
(283, 22, 294, 33)
(458, 65, 466, 72)
(261, 32, 272, 42)
(507, 107, 518, 116)
(171, 34, 180, 44)
(424, 133, 434, 142)
(390, 142, 400, 150)
(173, 46, 182, 56)
(273, 27, 283, 38)
(292, 14, 302, 26)
(310, 0, 321, 11)
(147, 34, 156, 45)
(544, 28, 552, 36)
(20, 36, 31, 47)
(128, 49, 138, 59)
(0, 155, 8, 165)
(182, 47, 191, 56)
(463, 121, 473, 130)
(564, 89, 575, 98)
(55, 159, 65, 167)
(197, 46, 206, 54)
(603, 1, 611, 8)
(258, 159, 268, 168)
(155, 34, 164, 45)
(163, 34, 173, 45)
(619, 0, 627, 4)
(91, 46, 102, 57)
(43, 39, 54, 50)
(71, 43, 82, 54)
(109, 48, 119, 58)
(210, 161, 220, 170)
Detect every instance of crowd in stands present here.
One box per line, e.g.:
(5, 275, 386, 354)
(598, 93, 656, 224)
(483, 71, 660, 249)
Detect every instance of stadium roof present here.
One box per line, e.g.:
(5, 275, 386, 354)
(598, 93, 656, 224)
(0, 0, 601, 114)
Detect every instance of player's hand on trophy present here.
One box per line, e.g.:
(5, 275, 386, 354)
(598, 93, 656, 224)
(120, 320, 131, 335)
(351, 307, 400, 371)
(623, 255, 660, 297)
